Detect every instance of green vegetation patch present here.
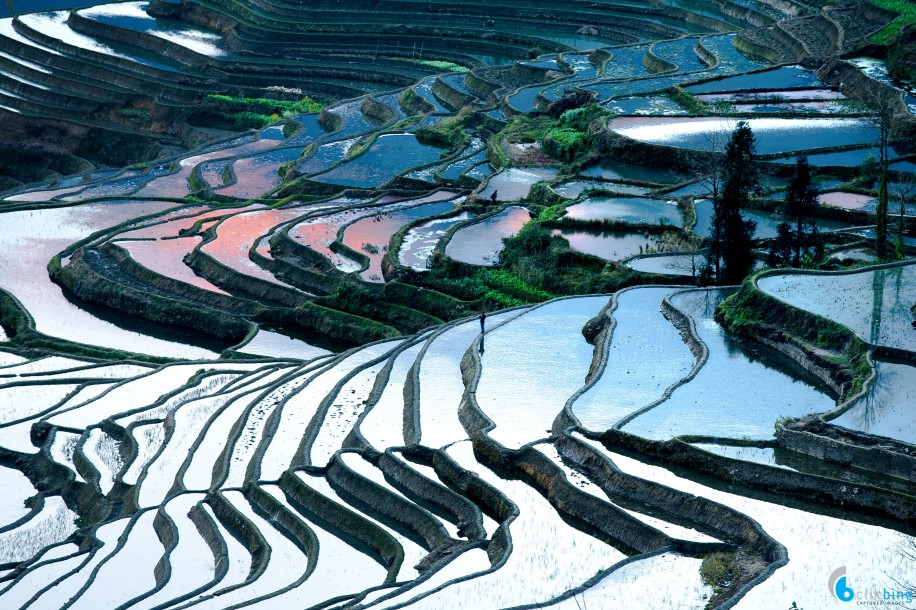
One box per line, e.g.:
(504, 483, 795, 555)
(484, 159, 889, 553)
(418, 60, 470, 73)
(539, 105, 614, 164)
(868, 0, 916, 44)
(117, 106, 152, 127)
(205, 94, 324, 115)
(190, 94, 324, 131)
(667, 86, 705, 114)
(542, 128, 588, 162)
(700, 552, 737, 598)
(423, 264, 554, 307)
(415, 108, 474, 147)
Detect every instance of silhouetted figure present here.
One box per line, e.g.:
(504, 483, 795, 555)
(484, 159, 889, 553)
(479, 311, 486, 333)
(490, 190, 498, 206)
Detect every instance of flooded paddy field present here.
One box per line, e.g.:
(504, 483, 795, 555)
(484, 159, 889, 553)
(553, 228, 664, 261)
(757, 264, 916, 352)
(612, 117, 879, 155)
(564, 196, 683, 226)
(0, 283, 909, 610)
(445, 206, 531, 265)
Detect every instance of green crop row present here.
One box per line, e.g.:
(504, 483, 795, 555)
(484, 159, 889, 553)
(418, 60, 470, 73)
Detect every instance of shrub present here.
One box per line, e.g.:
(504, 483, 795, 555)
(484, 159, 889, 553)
(557, 104, 610, 131)
(700, 552, 736, 592)
(502, 222, 557, 258)
(542, 128, 588, 162)
(117, 106, 151, 126)
(232, 111, 272, 131)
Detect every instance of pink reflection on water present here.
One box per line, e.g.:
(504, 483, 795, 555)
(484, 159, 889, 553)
(0, 200, 216, 358)
(290, 193, 457, 275)
(695, 89, 845, 102)
(117, 238, 230, 295)
(133, 140, 276, 198)
(201, 206, 311, 287)
(216, 155, 285, 199)
(5, 185, 87, 202)
(291, 220, 360, 272)
(201, 164, 226, 189)
(818, 191, 873, 210)
(114, 206, 238, 240)
(343, 199, 457, 282)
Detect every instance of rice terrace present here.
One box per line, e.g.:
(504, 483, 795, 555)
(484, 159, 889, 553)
(0, 0, 914, 605)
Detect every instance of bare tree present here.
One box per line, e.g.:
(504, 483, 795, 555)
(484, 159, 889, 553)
(682, 123, 733, 281)
(868, 87, 902, 259)
(887, 534, 916, 598)
(889, 171, 916, 257)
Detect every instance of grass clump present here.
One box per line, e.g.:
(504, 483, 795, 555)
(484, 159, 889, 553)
(700, 552, 736, 594)
(424, 266, 553, 306)
(117, 106, 151, 126)
(481, 269, 556, 302)
(667, 86, 705, 114)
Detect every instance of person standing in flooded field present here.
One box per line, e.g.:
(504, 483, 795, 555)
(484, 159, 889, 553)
(490, 190, 498, 206)
(479, 311, 486, 333)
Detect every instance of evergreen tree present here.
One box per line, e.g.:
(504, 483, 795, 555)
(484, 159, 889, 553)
(708, 121, 758, 283)
(783, 156, 818, 266)
(767, 221, 794, 267)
